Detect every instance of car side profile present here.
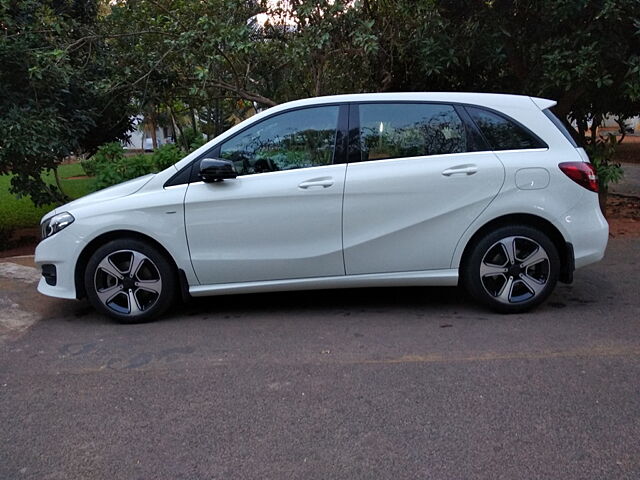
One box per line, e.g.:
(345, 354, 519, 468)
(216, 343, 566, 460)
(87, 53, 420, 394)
(35, 92, 609, 322)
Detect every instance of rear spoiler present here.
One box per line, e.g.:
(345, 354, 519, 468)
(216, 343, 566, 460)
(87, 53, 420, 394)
(530, 97, 557, 110)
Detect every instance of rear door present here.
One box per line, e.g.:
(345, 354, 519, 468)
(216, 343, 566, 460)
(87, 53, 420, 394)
(342, 102, 505, 274)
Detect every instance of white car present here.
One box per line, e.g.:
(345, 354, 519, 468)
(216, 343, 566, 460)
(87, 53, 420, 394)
(36, 93, 608, 322)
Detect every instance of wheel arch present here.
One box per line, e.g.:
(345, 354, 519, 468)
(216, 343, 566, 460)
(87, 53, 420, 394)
(458, 213, 574, 284)
(74, 230, 181, 299)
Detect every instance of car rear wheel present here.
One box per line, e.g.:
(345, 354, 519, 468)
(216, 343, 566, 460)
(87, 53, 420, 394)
(463, 225, 560, 313)
(84, 239, 176, 323)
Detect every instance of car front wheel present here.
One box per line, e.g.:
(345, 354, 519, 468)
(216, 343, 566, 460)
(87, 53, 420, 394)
(84, 239, 176, 323)
(463, 225, 560, 313)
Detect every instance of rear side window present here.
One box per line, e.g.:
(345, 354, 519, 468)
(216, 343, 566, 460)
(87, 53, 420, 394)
(467, 106, 546, 151)
(543, 109, 579, 147)
(358, 103, 467, 161)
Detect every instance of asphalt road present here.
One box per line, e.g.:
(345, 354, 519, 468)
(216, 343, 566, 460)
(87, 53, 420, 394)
(1, 238, 639, 480)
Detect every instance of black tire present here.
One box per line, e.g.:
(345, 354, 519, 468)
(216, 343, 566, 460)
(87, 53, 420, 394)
(462, 225, 560, 313)
(84, 238, 176, 323)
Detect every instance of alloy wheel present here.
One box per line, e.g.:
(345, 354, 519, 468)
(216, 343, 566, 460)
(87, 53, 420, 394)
(479, 236, 550, 304)
(93, 250, 162, 316)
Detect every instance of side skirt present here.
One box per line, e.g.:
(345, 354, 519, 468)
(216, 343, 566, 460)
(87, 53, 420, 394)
(189, 269, 459, 297)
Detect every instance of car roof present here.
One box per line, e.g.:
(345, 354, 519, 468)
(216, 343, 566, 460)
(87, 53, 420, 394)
(275, 92, 556, 111)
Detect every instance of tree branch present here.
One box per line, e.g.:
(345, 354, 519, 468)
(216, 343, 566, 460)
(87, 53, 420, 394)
(207, 79, 277, 107)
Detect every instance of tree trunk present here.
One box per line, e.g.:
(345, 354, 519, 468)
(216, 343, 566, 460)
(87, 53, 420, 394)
(190, 108, 197, 132)
(576, 117, 587, 141)
(53, 165, 67, 200)
(169, 107, 184, 147)
(591, 114, 602, 142)
(215, 97, 221, 136)
(150, 113, 158, 150)
(599, 185, 608, 218)
(314, 60, 325, 97)
(554, 87, 586, 119)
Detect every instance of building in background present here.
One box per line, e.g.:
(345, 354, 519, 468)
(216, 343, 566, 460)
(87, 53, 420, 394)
(121, 116, 175, 152)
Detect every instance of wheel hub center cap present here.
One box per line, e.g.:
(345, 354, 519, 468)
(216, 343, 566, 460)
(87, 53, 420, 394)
(121, 277, 135, 290)
(508, 264, 523, 278)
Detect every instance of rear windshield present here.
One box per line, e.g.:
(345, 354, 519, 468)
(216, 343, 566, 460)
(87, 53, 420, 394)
(543, 109, 580, 147)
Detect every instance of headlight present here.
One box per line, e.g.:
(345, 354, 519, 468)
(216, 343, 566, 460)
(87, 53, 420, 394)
(41, 212, 75, 239)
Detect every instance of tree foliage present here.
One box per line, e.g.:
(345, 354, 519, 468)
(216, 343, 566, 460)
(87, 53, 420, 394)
(83, 141, 185, 190)
(102, 0, 638, 192)
(0, 0, 133, 206)
(101, 0, 640, 124)
(433, 1, 640, 123)
(1, 0, 639, 206)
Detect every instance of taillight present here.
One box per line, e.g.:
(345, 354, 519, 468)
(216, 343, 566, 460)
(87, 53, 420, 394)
(558, 162, 599, 193)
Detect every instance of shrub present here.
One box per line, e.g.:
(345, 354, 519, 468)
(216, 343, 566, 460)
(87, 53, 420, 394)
(81, 142, 125, 178)
(151, 144, 184, 170)
(87, 138, 201, 191)
(93, 154, 155, 191)
(189, 134, 207, 151)
(177, 128, 206, 151)
(585, 135, 624, 190)
(85, 142, 160, 190)
(584, 134, 624, 216)
(80, 157, 97, 177)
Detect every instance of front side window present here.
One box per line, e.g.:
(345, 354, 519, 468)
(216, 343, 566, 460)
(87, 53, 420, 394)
(359, 103, 467, 161)
(467, 106, 545, 151)
(219, 106, 339, 175)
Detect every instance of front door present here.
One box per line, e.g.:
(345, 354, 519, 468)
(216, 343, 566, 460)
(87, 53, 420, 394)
(184, 105, 346, 285)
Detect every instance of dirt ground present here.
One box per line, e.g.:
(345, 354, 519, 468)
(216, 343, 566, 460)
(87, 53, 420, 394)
(607, 194, 640, 238)
(614, 136, 640, 164)
(0, 227, 39, 258)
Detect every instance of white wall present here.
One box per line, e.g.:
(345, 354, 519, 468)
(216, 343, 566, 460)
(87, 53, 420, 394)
(121, 116, 174, 150)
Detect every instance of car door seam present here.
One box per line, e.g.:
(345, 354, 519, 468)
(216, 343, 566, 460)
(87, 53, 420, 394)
(340, 163, 349, 275)
(448, 152, 507, 269)
(182, 182, 202, 285)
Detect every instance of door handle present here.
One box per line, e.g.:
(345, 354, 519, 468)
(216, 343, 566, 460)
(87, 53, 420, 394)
(441, 165, 478, 176)
(298, 177, 334, 189)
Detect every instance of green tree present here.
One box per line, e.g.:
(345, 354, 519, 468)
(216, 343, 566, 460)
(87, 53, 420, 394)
(433, 0, 640, 121)
(0, 0, 133, 206)
(432, 0, 640, 196)
(4, 0, 638, 206)
(101, 0, 379, 113)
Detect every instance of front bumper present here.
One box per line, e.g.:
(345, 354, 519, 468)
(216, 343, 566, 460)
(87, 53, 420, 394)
(34, 227, 86, 300)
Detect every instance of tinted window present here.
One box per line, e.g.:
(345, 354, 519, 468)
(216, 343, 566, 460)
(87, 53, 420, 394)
(467, 107, 545, 150)
(543, 109, 579, 147)
(359, 103, 467, 161)
(220, 106, 339, 175)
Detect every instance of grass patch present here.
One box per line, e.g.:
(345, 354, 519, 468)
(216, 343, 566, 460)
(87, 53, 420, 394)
(0, 163, 94, 231)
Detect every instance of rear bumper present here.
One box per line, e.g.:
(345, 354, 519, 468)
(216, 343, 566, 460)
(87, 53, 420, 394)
(563, 194, 608, 270)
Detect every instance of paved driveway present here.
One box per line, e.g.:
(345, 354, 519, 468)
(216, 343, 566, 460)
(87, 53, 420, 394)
(611, 162, 640, 197)
(1, 238, 639, 480)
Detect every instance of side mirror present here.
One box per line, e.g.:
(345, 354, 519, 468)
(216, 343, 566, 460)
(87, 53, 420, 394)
(199, 158, 238, 182)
